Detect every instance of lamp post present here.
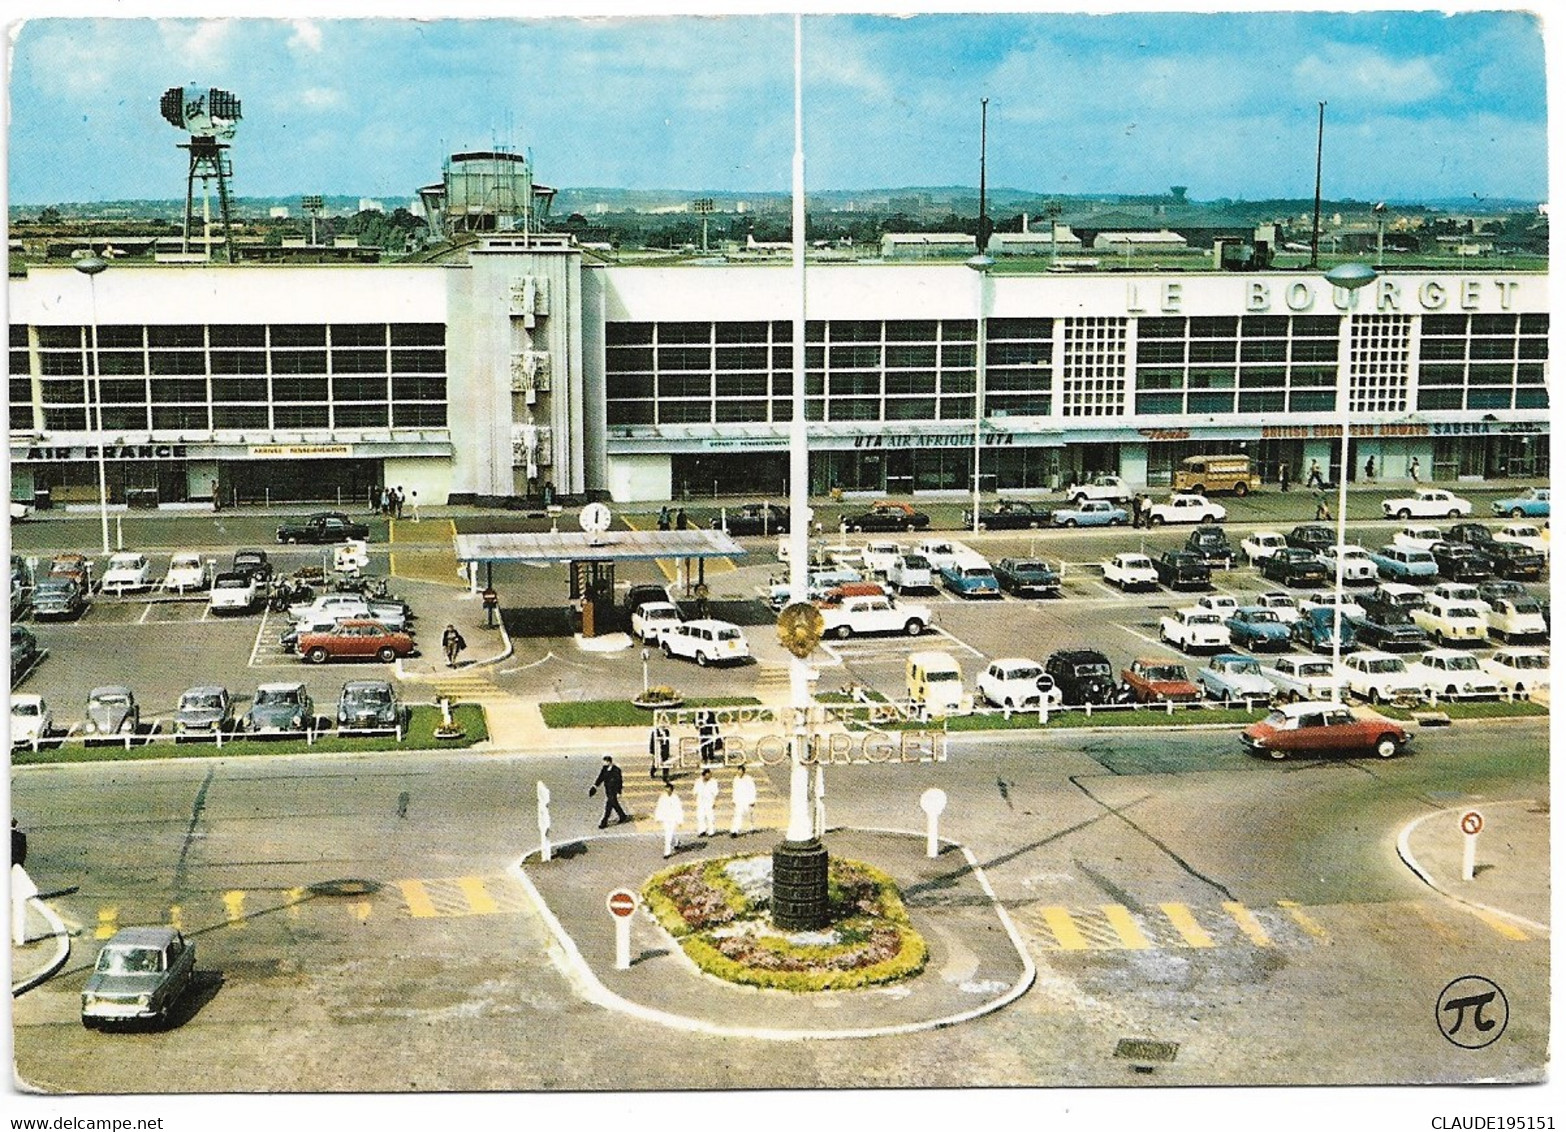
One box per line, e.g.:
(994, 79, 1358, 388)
(967, 254, 993, 535)
(1324, 261, 1377, 700)
(1372, 202, 1387, 268)
(1045, 200, 1062, 269)
(74, 255, 112, 555)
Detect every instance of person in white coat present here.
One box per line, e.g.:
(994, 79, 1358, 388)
(653, 783, 684, 858)
(729, 765, 758, 837)
(693, 767, 720, 837)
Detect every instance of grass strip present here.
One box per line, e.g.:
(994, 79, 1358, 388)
(1372, 699, 1548, 722)
(539, 697, 762, 728)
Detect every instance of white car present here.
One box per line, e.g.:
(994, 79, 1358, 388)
(1410, 595, 1488, 646)
(1148, 494, 1227, 525)
(1430, 582, 1488, 611)
(161, 553, 212, 594)
(1486, 597, 1548, 643)
(819, 594, 933, 639)
(861, 541, 905, 577)
(1342, 650, 1422, 704)
(1195, 593, 1240, 619)
(1063, 474, 1131, 504)
(977, 658, 1062, 711)
(1197, 654, 1275, 704)
(288, 592, 409, 631)
(101, 553, 153, 595)
(660, 619, 750, 666)
(1410, 649, 1502, 700)
(1317, 544, 1379, 584)
(886, 554, 935, 593)
(1254, 592, 1302, 625)
(631, 601, 682, 643)
(1381, 489, 1472, 521)
(11, 694, 53, 746)
(912, 538, 970, 574)
(334, 539, 371, 574)
(1493, 523, 1549, 558)
(1479, 648, 1550, 697)
(1391, 525, 1445, 552)
(1241, 531, 1288, 565)
(1370, 582, 1427, 613)
(208, 571, 263, 613)
(1158, 607, 1231, 653)
(1262, 655, 1346, 702)
(1299, 592, 1367, 621)
(1102, 552, 1159, 591)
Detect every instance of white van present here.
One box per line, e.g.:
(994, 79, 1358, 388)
(906, 650, 967, 717)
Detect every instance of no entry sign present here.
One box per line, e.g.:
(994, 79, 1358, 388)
(607, 888, 638, 918)
(1460, 811, 1484, 836)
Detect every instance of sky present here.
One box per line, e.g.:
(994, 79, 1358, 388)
(4, 7, 1549, 207)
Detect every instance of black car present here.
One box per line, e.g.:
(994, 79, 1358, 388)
(843, 502, 930, 533)
(1479, 579, 1529, 607)
(1350, 602, 1431, 651)
(232, 548, 274, 582)
(1285, 525, 1336, 554)
(993, 557, 1062, 597)
(966, 500, 1052, 531)
(624, 584, 671, 616)
(1443, 524, 1546, 579)
(1184, 525, 1236, 568)
(276, 512, 371, 545)
(1260, 547, 1329, 587)
(1044, 649, 1118, 705)
(712, 503, 788, 536)
(1153, 550, 1211, 589)
(11, 624, 42, 684)
(1429, 541, 1493, 582)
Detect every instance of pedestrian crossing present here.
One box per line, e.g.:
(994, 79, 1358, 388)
(604, 764, 790, 835)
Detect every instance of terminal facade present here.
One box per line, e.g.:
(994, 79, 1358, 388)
(9, 243, 1548, 506)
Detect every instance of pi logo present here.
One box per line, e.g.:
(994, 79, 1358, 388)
(1436, 976, 1509, 1049)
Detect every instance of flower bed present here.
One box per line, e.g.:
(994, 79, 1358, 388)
(641, 855, 927, 992)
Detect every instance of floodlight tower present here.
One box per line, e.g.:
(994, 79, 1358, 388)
(160, 85, 242, 263)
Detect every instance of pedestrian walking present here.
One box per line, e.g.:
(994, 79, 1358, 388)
(1316, 497, 1331, 522)
(1137, 494, 1153, 528)
(693, 767, 720, 837)
(654, 782, 684, 857)
(1408, 457, 1421, 482)
(11, 819, 26, 867)
(441, 623, 467, 667)
(675, 508, 688, 530)
(1278, 463, 1290, 493)
(1130, 493, 1144, 528)
(697, 709, 721, 765)
(211, 477, 221, 513)
(693, 583, 710, 621)
(393, 487, 405, 519)
(649, 722, 672, 782)
(1364, 455, 1376, 483)
(482, 585, 500, 628)
(1306, 459, 1324, 489)
(729, 766, 757, 837)
(657, 506, 671, 532)
(589, 755, 631, 828)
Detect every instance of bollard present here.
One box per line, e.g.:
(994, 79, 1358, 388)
(920, 787, 948, 859)
(115, 515, 124, 550)
(1460, 810, 1483, 882)
(536, 781, 553, 863)
(607, 889, 637, 970)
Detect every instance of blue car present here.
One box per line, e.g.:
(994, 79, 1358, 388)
(940, 561, 1001, 598)
(1290, 606, 1358, 653)
(1050, 500, 1129, 527)
(1225, 607, 1293, 652)
(1492, 488, 1549, 518)
(1367, 545, 1440, 580)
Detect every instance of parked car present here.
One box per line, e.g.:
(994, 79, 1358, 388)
(161, 553, 212, 593)
(31, 577, 86, 620)
(994, 558, 1062, 597)
(1478, 579, 1529, 608)
(245, 682, 315, 734)
(100, 553, 154, 596)
(714, 502, 789, 536)
(1316, 544, 1378, 585)
(289, 593, 409, 633)
(1121, 658, 1202, 703)
(84, 685, 140, 737)
(631, 601, 683, 643)
(886, 553, 936, 594)
(1469, 537, 1544, 580)
(818, 594, 932, 639)
(1102, 552, 1159, 591)
(624, 583, 671, 617)
(1479, 648, 1550, 697)
(1408, 593, 1488, 646)
(1050, 499, 1128, 528)
(208, 571, 263, 614)
(81, 926, 196, 1029)
(1158, 607, 1230, 653)
(49, 553, 95, 591)
(1429, 541, 1493, 582)
(940, 559, 1002, 599)
(1350, 602, 1431, 652)
(1493, 522, 1549, 558)
(1342, 651, 1423, 704)
(1195, 594, 1241, 619)
(1063, 474, 1132, 504)
(1409, 650, 1502, 701)
(174, 685, 233, 736)
(912, 538, 969, 574)
(1368, 582, 1428, 614)
(1241, 531, 1288, 565)
(232, 548, 274, 582)
(1381, 490, 1473, 521)
(1044, 649, 1118, 705)
(1197, 654, 1275, 704)
(1185, 526, 1236, 568)
(966, 499, 1051, 530)
(298, 620, 416, 664)
(276, 511, 371, 544)
(1261, 654, 1346, 702)
(1391, 525, 1445, 552)
(661, 619, 750, 666)
(11, 624, 42, 683)
(1486, 597, 1548, 643)
(1367, 545, 1438, 581)
(338, 680, 404, 732)
(1225, 607, 1293, 652)
(1291, 606, 1358, 653)
(1298, 592, 1367, 621)
(11, 694, 54, 746)
(1492, 488, 1550, 518)
(977, 658, 1061, 711)
(843, 501, 929, 533)
(1153, 550, 1211, 590)
(1285, 525, 1335, 554)
(1261, 548, 1328, 587)
(1242, 702, 1411, 760)
(860, 542, 905, 577)
(907, 651, 967, 717)
(1147, 493, 1226, 525)
(1430, 581, 1488, 607)
(1254, 592, 1302, 625)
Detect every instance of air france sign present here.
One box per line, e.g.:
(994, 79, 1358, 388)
(22, 444, 188, 462)
(1126, 276, 1528, 316)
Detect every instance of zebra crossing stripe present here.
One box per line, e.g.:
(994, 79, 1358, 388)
(1159, 902, 1215, 948)
(95, 907, 119, 940)
(1101, 904, 1152, 949)
(456, 876, 498, 915)
(1222, 901, 1272, 946)
(223, 890, 247, 928)
(1041, 906, 1090, 950)
(398, 879, 440, 918)
(1277, 899, 1330, 941)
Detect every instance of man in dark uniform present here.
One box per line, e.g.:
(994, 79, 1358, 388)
(589, 756, 630, 828)
(11, 819, 25, 867)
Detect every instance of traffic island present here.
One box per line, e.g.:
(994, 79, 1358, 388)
(513, 827, 1034, 1039)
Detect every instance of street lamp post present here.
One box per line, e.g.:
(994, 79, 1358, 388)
(74, 255, 112, 555)
(1372, 202, 1387, 268)
(1324, 261, 1377, 700)
(967, 255, 993, 535)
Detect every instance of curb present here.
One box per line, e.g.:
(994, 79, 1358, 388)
(1394, 801, 1550, 937)
(11, 897, 72, 996)
(510, 826, 1036, 1040)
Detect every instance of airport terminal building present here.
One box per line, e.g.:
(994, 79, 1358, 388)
(8, 242, 1549, 507)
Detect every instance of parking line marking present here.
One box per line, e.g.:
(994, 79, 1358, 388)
(138, 603, 153, 624)
(167, 904, 184, 932)
(1277, 899, 1330, 942)
(1040, 906, 1090, 950)
(1159, 902, 1215, 948)
(456, 876, 498, 915)
(285, 887, 307, 919)
(95, 907, 119, 940)
(222, 890, 247, 928)
(1222, 901, 1272, 946)
(397, 879, 440, 919)
(1102, 904, 1152, 949)
(248, 610, 274, 668)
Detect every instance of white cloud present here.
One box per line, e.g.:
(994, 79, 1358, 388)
(1292, 46, 1443, 107)
(288, 20, 323, 54)
(299, 86, 344, 109)
(154, 19, 235, 69)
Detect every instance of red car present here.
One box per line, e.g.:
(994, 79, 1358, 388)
(1241, 702, 1411, 760)
(1121, 658, 1201, 703)
(298, 619, 415, 664)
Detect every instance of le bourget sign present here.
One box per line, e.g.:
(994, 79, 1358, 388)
(654, 704, 948, 768)
(1126, 275, 1526, 316)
